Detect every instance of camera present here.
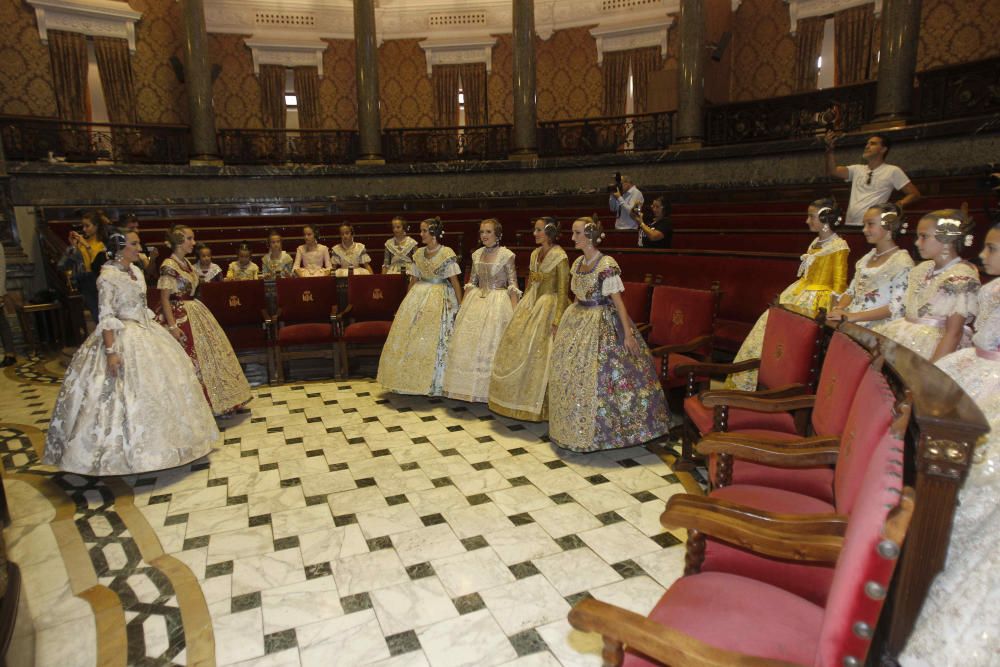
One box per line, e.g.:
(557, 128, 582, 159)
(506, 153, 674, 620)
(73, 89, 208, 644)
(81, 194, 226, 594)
(607, 171, 623, 195)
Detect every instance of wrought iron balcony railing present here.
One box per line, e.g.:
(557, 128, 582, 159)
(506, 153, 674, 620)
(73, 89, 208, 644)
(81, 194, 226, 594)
(537, 111, 673, 157)
(216, 128, 359, 165)
(0, 116, 190, 164)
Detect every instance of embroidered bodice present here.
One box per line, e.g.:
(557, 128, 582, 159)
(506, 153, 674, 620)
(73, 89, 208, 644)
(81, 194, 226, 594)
(158, 257, 199, 298)
(844, 248, 914, 319)
(410, 246, 461, 282)
(227, 261, 260, 281)
(194, 262, 221, 283)
(384, 236, 418, 271)
(973, 278, 1000, 351)
(332, 243, 371, 269)
(261, 251, 293, 278)
(570, 255, 625, 301)
(96, 263, 155, 332)
(295, 244, 331, 270)
(467, 247, 520, 295)
(893, 260, 980, 324)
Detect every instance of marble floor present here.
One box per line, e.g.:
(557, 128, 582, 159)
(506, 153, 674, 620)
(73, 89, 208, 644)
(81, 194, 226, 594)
(0, 356, 700, 667)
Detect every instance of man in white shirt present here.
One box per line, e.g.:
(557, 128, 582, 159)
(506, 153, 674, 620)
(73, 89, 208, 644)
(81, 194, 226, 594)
(609, 174, 643, 230)
(825, 132, 921, 226)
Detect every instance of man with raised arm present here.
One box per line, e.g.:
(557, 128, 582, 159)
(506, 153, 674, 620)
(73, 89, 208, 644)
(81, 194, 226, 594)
(825, 132, 921, 226)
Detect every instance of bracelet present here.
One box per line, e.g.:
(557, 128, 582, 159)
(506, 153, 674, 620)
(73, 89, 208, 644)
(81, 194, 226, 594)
(104, 347, 116, 355)
(168, 324, 179, 331)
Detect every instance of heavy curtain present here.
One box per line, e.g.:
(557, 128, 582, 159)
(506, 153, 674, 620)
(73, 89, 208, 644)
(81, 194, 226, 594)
(259, 65, 286, 130)
(457, 63, 487, 126)
(629, 47, 660, 114)
(601, 50, 630, 116)
(432, 65, 461, 127)
(835, 5, 875, 85)
(94, 36, 137, 125)
(48, 30, 89, 122)
(293, 66, 321, 129)
(793, 16, 826, 92)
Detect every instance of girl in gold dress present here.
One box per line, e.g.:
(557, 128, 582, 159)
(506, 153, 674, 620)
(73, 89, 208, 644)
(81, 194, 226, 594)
(726, 198, 850, 390)
(377, 218, 464, 396)
(157, 225, 252, 416)
(331, 223, 373, 277)
(488, 218, 570, 421)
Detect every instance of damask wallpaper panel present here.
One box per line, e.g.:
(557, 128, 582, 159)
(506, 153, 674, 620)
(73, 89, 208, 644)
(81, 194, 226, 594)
(128, 0, 187, 124)
(378, 39, 434, 128)
(917, 0, 1000, 69)
(0, 0, 56, 116)
(320, 39, 357, 130)
(536, 26, 603, 121)
(730, 0, 799, 101)
(488, 34, 514, 125)
(209, 34, 263, 129)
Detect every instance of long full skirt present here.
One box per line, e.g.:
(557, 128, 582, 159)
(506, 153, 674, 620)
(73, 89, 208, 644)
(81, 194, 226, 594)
(488, 291, 560, 421)
(377, 283, 459, 396)
(163, 299, 252, 416)
(900, 350, 1000, 665)
(873, 318, 971, 360)
(548, 304, 670, 452)
(442, 288, 514, 403)
(43, 321, 219, 475)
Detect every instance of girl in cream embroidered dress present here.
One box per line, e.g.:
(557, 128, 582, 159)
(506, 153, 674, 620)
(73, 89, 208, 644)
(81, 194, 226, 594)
(378, 220, 462, 396)
(383, 236, 418, 274)
(902, 229, 1000, 666)
(158, 227, 252, 416)
(838, 249, 912, 327)
(548, 219, 669, 452)
(332, 225, 373, 277)
(443, 221, 520, 402)
(727, 200, 849, 390)
(45, 237, 218, 475)
(489, 218, 570, 421)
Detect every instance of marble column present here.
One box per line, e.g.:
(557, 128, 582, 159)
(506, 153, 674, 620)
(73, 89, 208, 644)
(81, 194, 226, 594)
(871, 0, 923, 126)
(354, 0, 384, 163)
(179, 0, 219, 163)
(673, 0, 705, 147)
(510, 0, 537, 159)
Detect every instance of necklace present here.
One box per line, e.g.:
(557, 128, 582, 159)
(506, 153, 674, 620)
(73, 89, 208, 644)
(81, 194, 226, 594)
(482, 243, 499, 254)
(927, 256, 961, 280)
(580, 251, 602, 272)
(425, 244, 441, 256)
(815, 233, 838, 246)
(173, 253, 191, 269)
(872, 246, 898, 259)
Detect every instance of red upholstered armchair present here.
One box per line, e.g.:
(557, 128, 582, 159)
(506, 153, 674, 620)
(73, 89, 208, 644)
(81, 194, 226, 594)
(620, 281, 653, 330)
(198, 280, 275, 383)
(273, 277, 340, 383)
(569, 403, 915, 667)
(335, 274, 408, 378)
(647, 282, 721, 411)
(675, 306, 825, 469)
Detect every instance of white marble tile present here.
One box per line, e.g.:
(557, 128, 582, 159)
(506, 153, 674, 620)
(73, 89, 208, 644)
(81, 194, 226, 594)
(257, 444, 306, 465)
(442, 503, 514, 539)
(404, 486, 471, 516)
(207, 525, 275, 565)
(328, 486, 389, 516)
(455, 441, 512, 464)
(230, 648, 302, 667)
(391, 523, 467, 567)
(356, 503, 425, 539)
(389, 443, 441, 464)
(270, 504, 334, 539)
(568, 484, 640, 516)
(367, 653, 431, 667)
(488, 455, 550, 479)
(231, 548, 306, 597)
(449, 469, 513, 496)
(298, 524, 369, 565)
(649, 483, 687, 502)
(226, 470, 282, 496)
(375, 469, 435, 495)
(603, 467, 671, 494)
(247, 486, 307, 518)
(152, 468, 210, 495)
(487, 485, 554, 515)
(535, 618, 602, 667)
(525, 468, 591, 496)
(261, 576, 344, 634)
(633, 547, 687, 589)
(297, 608, 391, 667)
(418, 456, 478, 481)
(201, 573, 233, 607)
(171, 548, 208, 583)
(528, 503, 603, 539)
(370, 576, 460, 635)
(532, 548, 623, 596)
(277, 456, 331, 480)
(167, 486, 229, 515)
(34, 614, 97, 667)
(349, 456, 403, 480)
(431, 548, 515, 598)
(498, 653, 562, 667)
(631, 453, 674, 475)
(331, 548, 410, 596)
(299, 470, 358, 497)
(484, 524, 562, 566)
(186, 504, 249, 539)
(417, 609, 518, 667)
(588, 575, 666, 616)
(615, 500, 669, 537)
(578, 522, 661, 564)
(214, 608, 266, 665)
(479, 575, 571, 636)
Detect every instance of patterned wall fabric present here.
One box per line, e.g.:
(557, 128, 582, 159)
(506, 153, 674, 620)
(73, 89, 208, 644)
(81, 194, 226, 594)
(209, 34, 263, 129)
(917, 0, 1000, 69)
(730, 0, 797, 101)
(537, 26, 603, 121)
(0, 0, 56, 116)
(320, 39, 357, 130)
(130, 0, 187, 124)
(487, 34, 514, 125)
(377, 39, 434, 128)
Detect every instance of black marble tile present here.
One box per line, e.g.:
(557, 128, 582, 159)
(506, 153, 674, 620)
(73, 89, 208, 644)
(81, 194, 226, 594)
(475, 435, 494, 443)
(632, 490, 658, 503)
(224, 437, 242, 445)
(306, 392, 321, 398)
(461, 535, 488, 551)
(564, 591, 592, 607)
(249, 514, 272, 527)
(509, 561, 540, 579)
(240, 449, 259, 458)
(324, 400, 339, 406)
(612, 559, 646, 579)
(133, 477, 156, 487)
(356, 392, 370, 397)
(370, 448, 390, 457)
(399, 462, 420, 471)
(334, 513, 357, 527)
(305, 494, 328, 506)
(539, 435, 551, 443)
(507, 447, 528, 456)
(617, 458, 640, 468)
(306, 449, 325, 458)
(507, 424, 526, 432)
(207, 477, 228, 488)
(596, 511, 624, 525)
(510, 628, 547, 657)
(259, 462, 279, 472)
(355, 477, 377, 488)
(191, 461, 210, 472)
(148, 494, 171, 505)
(165, 513, 189, 526)
(508, 512, 535, 526)
(452, 592, 485, 615)
(420, 415, 437, 422)
(507, 476, 531, 487)
(385, 494, 408, 506)
(280, 477, 301, 488)
(411, 436, 430, 444)
(347, 436, 366, 445)
(465, 493, 490, 506)
(386, 425, 404, 433)
(206, 561, 233, 578)
(367, 536, 393, 551)
(340, 592, 372, 614)
(555, 534, 585, 550)
(227, 494, 249, 505)
(251, 417, 266, 424)
(305, 562, 333, 579)
(421, 513, 446, 527)
(286, 436, 304, 445)
(406, 562, 435, 580)
(438, 448, 459, 457)
(431, 477, 453, 488)
(652, 532, 683, 548)
(363, 416, 379, 423)
(274, 536, 300, 551)
(267, 426, 285, 434)
(182, 535, 208, 550)
(471, 461, 493, 471)
(477, 415, 495, 422)
(544, 460, 568, 469)
(329, 462, 349, 472)
(446, 425, 464, 432)
(586, 474, 610, 485)
(232, 591, 261, 613)
(326, 426, 343, 433)
(386, 630, 421, 656)
(265, 629, 297, 654)
(342, 408, 358, 414)
(549, 492, 574, 505)
(662, 473, 680, 484)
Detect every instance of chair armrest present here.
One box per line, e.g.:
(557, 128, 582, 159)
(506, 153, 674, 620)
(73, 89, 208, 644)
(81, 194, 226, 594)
(650, 334, 713, 357)
(674, 358, 759, 379)
(695, 434, 841, 467)
(568, 598, 801, 667)
(636, 323, 651, 335)
(662, 494, 846, 563)
(339, 303, 354, 320)
(699, 392, 816, 412)
(272, 307, 282, 320)
(698, 383, 809, 406)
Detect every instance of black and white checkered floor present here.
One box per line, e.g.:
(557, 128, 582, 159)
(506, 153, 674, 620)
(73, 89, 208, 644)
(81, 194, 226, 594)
(2, 367, 693, 667)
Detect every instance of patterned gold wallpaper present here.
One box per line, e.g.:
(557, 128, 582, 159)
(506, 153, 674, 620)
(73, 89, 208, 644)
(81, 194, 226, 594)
(537, 26, 603, 121)
(129, 0, 187, 124)
(209, 34, 262, 129)
(378, 39, 434, 128)
(917, 0, 1000, 69)
(320, 39, 357, 130)
(730, 0, 797, 101)
(487, 34, 514, 125)
(0, 0, 56, 116)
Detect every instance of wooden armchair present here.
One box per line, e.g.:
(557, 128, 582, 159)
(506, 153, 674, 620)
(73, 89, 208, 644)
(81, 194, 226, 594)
(273, 277, 340, 383)
(198, 280, 275, 383)
(674, 306, 825, 469)
(334, 274, 407, 378)
(569, 405, 915, 667)
(620, 281, 653, 331)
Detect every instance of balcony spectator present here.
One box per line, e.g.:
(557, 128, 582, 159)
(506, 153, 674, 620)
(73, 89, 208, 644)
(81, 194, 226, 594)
(825, 132, 921, 226)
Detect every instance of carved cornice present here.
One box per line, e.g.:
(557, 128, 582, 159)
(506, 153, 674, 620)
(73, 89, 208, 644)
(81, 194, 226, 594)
(27, 0, 143, 52)
(418, 37, 498, 75)
(589, 19, 674, 65)
(786, 0, 882, 34)
(243, 37, 328, 76)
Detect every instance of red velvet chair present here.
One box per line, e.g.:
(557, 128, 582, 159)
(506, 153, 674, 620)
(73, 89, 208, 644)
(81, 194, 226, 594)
(675, 306, 825, 468)
(620, 281, 653, 329)
(569, 404, 915, 667)
(273, 277, 340, 383)
(198, 280, 275, 383)
(701, 331, 872, 494)
(335, 274, 408, 378)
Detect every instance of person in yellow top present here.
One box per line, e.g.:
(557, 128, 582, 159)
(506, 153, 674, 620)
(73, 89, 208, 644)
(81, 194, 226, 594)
(726, 198, 851, 390)
(225, 242, 261, 281)
(59, 210, 110, 323)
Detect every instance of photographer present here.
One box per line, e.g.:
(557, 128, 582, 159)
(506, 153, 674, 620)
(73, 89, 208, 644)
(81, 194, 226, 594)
(608, 173, 643, 230)
(639, 196, 672, 248)
(58, 210, 110, 323)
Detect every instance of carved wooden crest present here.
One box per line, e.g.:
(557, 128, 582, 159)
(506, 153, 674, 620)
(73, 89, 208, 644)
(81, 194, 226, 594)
(672, 308, 684, 326)
(302, 290, 314, 302)
(372, 288, 384, 300)
(228, 295, 242, 307)
(774, 342, 784, 360)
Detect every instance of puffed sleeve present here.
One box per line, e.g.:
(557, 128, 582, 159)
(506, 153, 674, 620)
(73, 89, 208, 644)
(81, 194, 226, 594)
(330, 247, 343, 267)
(599, 260, 625, 296)
(441, 255, 462, 279)
(934, 274, 981, 320)
(505, 252, 521, 297)
(156, 262, 179, 293)
(359, 244, 371, 265)
(94, 271, 125, 334)
(551, 256, 570, 328)
(322, 246, 333, 269)
(407, 258, 422, 280)
(293, 246, 304, 270)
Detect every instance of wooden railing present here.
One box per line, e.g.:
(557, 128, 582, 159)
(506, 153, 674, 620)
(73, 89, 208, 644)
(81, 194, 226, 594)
(914, 56, 1000, 123)
(538, 111, 673, 157)
(0, 116, 190, 164)
(382, 123, 512, 162)
(216, 128, 359, 165)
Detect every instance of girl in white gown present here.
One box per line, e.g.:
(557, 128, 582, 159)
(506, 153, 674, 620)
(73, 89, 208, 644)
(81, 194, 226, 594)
(44, 230, 218, 475)
(332, 223, 373, 277)
(874, 210, 980, 361)
(828, 203, 914, 328)
(901, 223, 1000, 666)
(383, 217, 418, 275)
(442, 219, 520, 402)
(377, 218, 464, 396)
